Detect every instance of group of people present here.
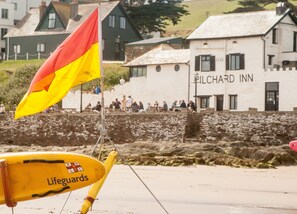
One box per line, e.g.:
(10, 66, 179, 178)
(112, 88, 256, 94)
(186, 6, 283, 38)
(148, 100, 196, 112)
(85, 96, 196, 113)
(110, 95, 144, 113)
(170, 100, 196, 112)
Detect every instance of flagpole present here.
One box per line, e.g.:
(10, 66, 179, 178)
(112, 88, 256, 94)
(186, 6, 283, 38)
(98, 5, 106, 147)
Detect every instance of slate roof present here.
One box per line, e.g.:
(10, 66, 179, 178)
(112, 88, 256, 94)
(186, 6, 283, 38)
(51, 1, 71, 28)
(187, 9, 292, 40)
(5, 1, 119, 37)
(126, 37, 181, 46)
(124, 45, 190, 66)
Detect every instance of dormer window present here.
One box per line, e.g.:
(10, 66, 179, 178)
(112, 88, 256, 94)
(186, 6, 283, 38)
(48, 13, 56, 29)
(272, 28, 278, 44)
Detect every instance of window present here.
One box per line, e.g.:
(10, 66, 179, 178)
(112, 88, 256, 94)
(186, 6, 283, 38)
(195, 55, 215, 71)
(272, 28, 278, 44)
(1, 28, 7, 40)
(293, 32, 297, 52)
(268, 55, 274, 65)
(200, 96, 210, 108)
(120, 17, 126, 29)
(109, 15, 115, 28)
(48, 13, 56, 28)
(130, 66, 147, 77)
(174, 64, 180, 71)
(37, 43, 45, 52)
(13, 3, 17, 10)
(229, 95, 237, 110)
(201, 55, 210, 71)
(2, 9, 8, 19)
(226, 53, 245, 70)
(13, 44, 21, 54)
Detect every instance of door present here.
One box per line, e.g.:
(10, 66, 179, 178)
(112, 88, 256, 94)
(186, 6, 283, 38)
(216, 95, 224, 111)
(265, 82, 279, 111)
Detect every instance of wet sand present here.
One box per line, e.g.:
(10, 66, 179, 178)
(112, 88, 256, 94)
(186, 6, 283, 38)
(1, 165, 297, 214)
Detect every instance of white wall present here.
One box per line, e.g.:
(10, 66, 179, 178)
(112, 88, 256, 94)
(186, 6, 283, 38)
(63, 66, 297, 112)
(63, 63, 194, 111)
(7, 0, 51, 21)
(0, 1, 13, 51)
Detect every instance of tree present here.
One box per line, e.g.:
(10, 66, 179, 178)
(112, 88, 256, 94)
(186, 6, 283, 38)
(125, 0, 189, 34)
(226, 0, 297, 13)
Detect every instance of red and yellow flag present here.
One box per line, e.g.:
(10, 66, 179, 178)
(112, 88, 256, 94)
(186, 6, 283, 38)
(14, 8, 100, 119)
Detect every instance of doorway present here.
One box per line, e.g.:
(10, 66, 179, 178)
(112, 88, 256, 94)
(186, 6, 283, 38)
(216, 95, 224, 111)
(265, 82, 279, 111)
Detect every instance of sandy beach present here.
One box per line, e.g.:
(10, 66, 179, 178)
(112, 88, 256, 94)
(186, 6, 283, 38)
(1, 165, 297, 214)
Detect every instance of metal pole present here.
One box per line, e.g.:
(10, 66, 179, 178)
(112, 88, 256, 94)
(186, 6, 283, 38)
(98, 6, 106, 145)
(194, 75, 197, 110)
(6, 37, 9, 61)
(187, 61, 190, 103)
(80, 84, 83, 113)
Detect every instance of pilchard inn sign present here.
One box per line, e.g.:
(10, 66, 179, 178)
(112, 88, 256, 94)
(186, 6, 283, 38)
(194, 73, 254, 84)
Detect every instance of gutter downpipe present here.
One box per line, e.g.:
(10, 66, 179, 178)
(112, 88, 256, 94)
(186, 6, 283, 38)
(186, 60, 190, 104)
(6, 37, 9, 61)
(261, 36, 266, 69)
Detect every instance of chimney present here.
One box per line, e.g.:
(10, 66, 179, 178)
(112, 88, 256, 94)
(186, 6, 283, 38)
(70, 0, 78, 19)
(39, 0, 47, 20)
(276, 2, 288, 15)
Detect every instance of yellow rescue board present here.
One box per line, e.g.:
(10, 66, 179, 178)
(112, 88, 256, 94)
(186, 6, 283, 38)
(0, 152, 105, 205)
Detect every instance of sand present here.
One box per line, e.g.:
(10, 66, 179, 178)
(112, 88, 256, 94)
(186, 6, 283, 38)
(1, 165, 297, 214)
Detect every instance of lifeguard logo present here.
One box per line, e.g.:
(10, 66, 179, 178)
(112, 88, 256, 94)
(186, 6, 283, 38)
(65, 162, 83, 173)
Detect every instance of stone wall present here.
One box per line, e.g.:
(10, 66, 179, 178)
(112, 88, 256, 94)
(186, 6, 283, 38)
(0, 112, 187, 146)
(193, 112, 297, 146)
(1, 111, 297, 147)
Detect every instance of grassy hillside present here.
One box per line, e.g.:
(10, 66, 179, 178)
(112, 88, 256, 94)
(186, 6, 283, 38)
(165, 0, 241, 37)
(164, 0, 289, 37)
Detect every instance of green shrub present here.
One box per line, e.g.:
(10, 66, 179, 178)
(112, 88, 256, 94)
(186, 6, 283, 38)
(0, 61, 129, 110)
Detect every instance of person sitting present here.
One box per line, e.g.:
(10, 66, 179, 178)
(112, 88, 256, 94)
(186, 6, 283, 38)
(180, 100, 187, 108)
(162, 101, 168, 111)
(84, 103, 92, 112)
(131, 101, 139, 112)
(187, 100, 196, 112)
(92, 101, 101, 113)
(146, 103, 151, 111)
(138, 101, 144, 112)
(154, 101, 159, 111)
(170, 100, 178, 111)
(113, 98, 121, 111)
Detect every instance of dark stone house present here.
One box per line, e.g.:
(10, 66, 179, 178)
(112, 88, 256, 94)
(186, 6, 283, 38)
(5, 1, 142, 61)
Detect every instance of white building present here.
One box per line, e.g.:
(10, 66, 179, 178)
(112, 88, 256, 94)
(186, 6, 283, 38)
(187, 3, 297, 112)
(64, 3, 297, 112)
(0, 0, 13, 55)
(6, 0, 51, 22)
(0, 0, 51, 56)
